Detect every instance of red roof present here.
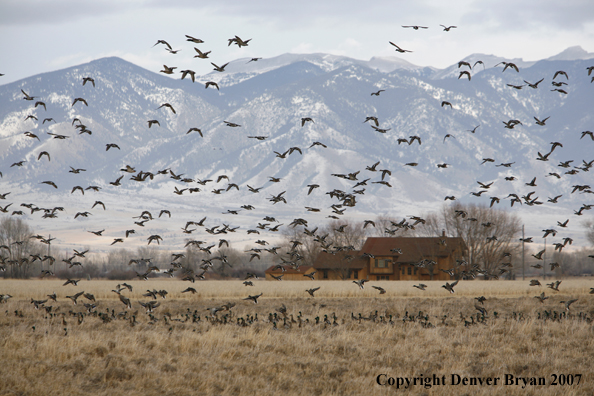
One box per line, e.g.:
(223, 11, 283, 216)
(360, 237, 466, 263)
(313, 251, 367, 269)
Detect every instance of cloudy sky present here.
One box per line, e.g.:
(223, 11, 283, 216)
(1, 0, 593, 84)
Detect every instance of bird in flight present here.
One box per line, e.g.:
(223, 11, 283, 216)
(185, 35, 204, 43)
(82, 77, 95, 87)
(243, 293, 263, 304)
(157, 103, 176, 114)
(180, 69, 196, 82)
(389, 42, 412, 53)
(205, 81, 219, 90)
(495, 62, 519, 72)
(193, 48, 211, 59)
(211, 62, 230, 72)
(152, 40, 172, 50)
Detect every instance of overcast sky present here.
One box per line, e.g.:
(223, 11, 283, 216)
(1, 0, 593, 85)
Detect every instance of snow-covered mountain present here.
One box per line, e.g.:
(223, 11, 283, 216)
(0, 48, 593, 252)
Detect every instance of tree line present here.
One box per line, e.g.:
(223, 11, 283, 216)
(1, 204, 593, 279)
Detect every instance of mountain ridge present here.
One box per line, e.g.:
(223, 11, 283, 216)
(0, 49, 592, 252)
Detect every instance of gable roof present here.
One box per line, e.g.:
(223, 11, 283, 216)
(360, 237, 466, 263)
(313, 251, 367, 269)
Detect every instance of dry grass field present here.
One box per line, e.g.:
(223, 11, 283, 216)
(1, 278, 593, 396)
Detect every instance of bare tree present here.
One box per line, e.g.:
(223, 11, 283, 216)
(421, 203, 522, 276)
(281, 225, 322, 267)
(366, 214, 416, 237)
(583, 219, 594, 246)
(0, 217, 42, 278)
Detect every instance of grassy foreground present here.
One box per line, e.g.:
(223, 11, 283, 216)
(0, 278, 593, 395)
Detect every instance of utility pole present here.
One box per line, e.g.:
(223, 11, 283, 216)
(543, 237, 546, 281)
(522, 225, 525, 281)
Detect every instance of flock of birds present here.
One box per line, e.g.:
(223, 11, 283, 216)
(0, 25, 593, 324)
(2, 277, 593, 335)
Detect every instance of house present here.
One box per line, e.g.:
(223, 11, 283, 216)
(313, 234, 467, 281)
(312, 252, 368, 280)
(264, 265, 316, 280)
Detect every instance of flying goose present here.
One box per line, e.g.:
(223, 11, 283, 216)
(180, 69, 196, 82)
(389, 42, 412, 53)
(243, 293, 263, 304)
(441, 280, 458, 293)
(353, 279, 368, 289)
(211, 62, 230, 72)
(306, 287, 320, 297)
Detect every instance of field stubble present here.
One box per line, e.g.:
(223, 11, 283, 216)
(0, 279, 593, 396)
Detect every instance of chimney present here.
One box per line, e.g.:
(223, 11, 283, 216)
(442, 229, 446, 237)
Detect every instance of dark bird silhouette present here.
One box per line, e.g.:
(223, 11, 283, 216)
(442, 280, 458, 293)
(205, 81, 219, 90)
(40, 181, 57, 189)
(21, 89, 37, 100)
(157, 103, 176, 114)
(230, 35, 251, 47)
(153, 40, 172, 50)
(467, 125, 480, 133)
(243, 293, 263, 304)
(186, 35, 204, 44)
(495, 62, 519, 72)
(524, 78, 544, 88)
(458, 71, 471, 80)
(389, 42, 412, 53)
(82, 77, 95, 87)
(180, 69, 196, 82)
(160, 65, 177, 74)
(534, 116, 550, 126)
(553, 70, 568, 80)
(353, 279, 368, 289)
(193, 47, 211, 59)
(301, 117, 314, 127)
(187, 128, 203, 137)
(372, 286, 386, 295)
(211, 62, 230, 72)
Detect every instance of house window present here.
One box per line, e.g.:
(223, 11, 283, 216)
(353, 270, 358, 279)
(414, 267, 418, 275)
(323, 270, 328, 279)
(407, 267, 412, 275)
(402, 266, 405, 275)
(377, 275, 381, 281)
(375, 259, 387, 268)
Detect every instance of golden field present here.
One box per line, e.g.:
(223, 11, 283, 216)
(1, 278, 593, 396)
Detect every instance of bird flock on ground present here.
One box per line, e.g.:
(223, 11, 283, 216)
(1, 24, 593, 321)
